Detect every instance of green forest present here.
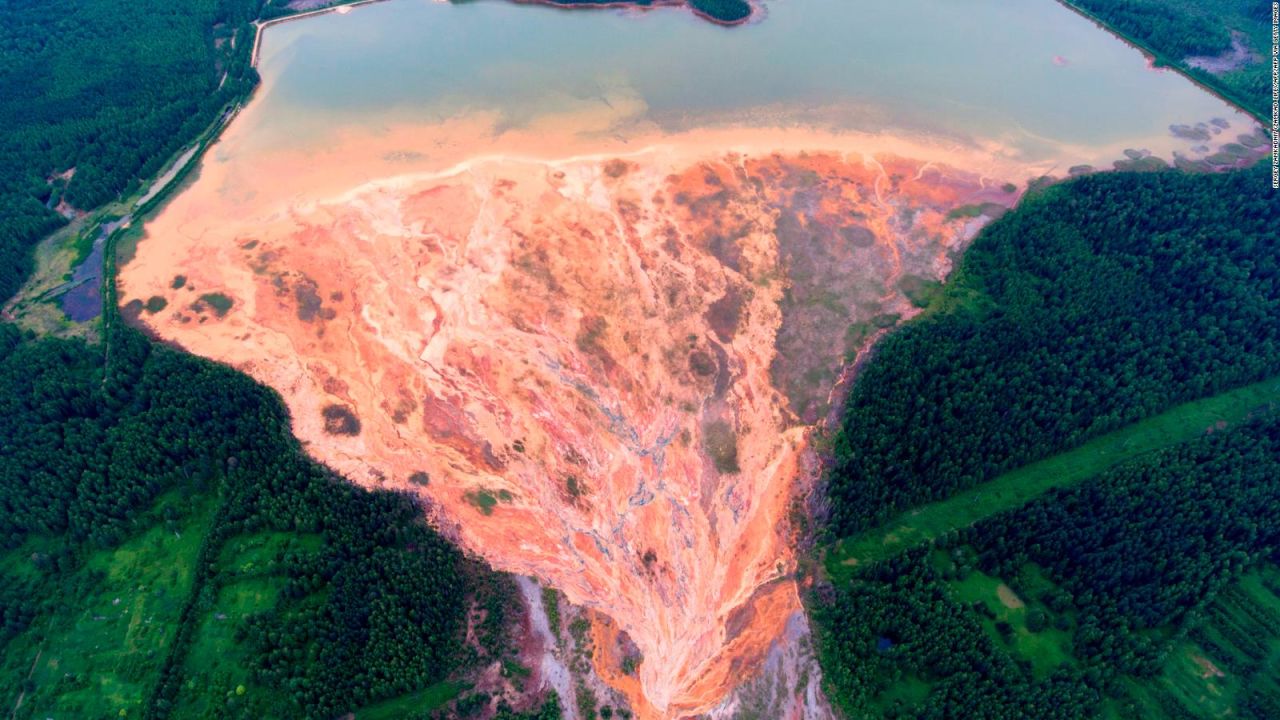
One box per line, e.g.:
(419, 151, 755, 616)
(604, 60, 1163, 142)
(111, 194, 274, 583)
(686, 0, 751, 23)
(0, 0, 264, 302)
(826, 166, 1280, 536)
(0, 320, 545, 719)
(815, 415, 1280, 719)
(816, 165, 1280, 719)
(1063, 0, 1272, 120)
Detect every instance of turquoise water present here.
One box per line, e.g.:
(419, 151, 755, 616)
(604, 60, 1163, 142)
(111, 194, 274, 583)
(246, 0, 1249, 162)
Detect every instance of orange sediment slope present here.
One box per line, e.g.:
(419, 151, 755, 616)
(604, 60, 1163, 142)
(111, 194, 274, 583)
(119, 115, 1018, 716)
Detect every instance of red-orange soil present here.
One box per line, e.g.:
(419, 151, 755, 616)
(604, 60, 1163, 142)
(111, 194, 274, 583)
(120, 128, 1016, 716)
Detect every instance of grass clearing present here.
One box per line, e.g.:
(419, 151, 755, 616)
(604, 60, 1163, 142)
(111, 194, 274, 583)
(165, 530, 326, 716)
(1125, 645, 1236, 719)
(168, 577, 284, 719)
(942, 564, 1076, 679)
(215, 530, 322, 576)
(1, 489, 219, 720)
(870, 674, 933, 717)
(827, 375, 1280, 583)
(1119, 565, 1280, 719)
(350, 680, 469, 720)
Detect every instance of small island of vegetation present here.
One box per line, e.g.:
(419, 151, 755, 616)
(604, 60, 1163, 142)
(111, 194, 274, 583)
(531, 0, 751, 25)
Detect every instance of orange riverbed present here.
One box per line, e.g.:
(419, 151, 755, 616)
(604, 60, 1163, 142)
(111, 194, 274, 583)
(120, 109, 1026, 716)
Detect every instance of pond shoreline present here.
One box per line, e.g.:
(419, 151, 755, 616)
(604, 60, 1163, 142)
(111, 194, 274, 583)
(1054, 0, 1268, 127)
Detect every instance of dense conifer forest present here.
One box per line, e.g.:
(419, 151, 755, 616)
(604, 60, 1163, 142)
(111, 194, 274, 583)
(826, 166, 1280, 535)
(815, 415, 1280, 719)
(817, 165, 1280, 719)
(0, 0, 265, 301)
(686, 0, 751, 23)
(0, 321, 539, 718)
